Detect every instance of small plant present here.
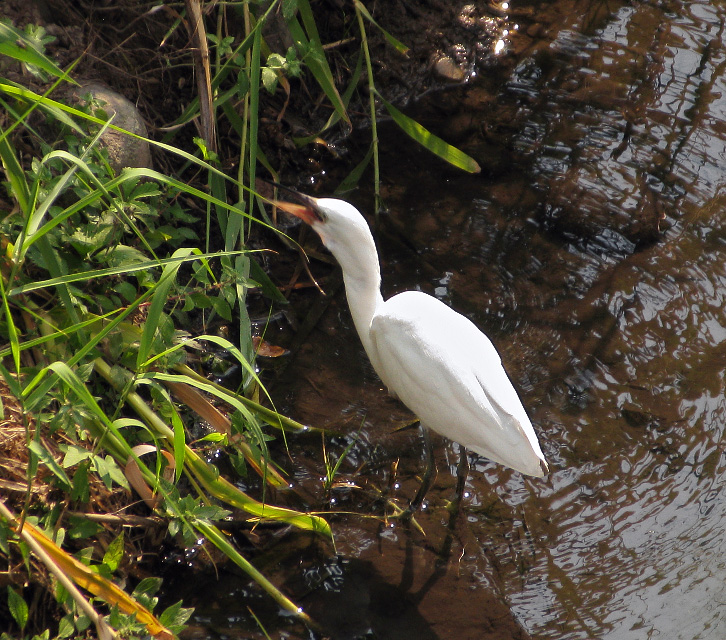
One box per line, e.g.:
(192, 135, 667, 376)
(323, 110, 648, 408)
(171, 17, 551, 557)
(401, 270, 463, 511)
(322, 432, 359, 496)
(0, 15, 328, 639)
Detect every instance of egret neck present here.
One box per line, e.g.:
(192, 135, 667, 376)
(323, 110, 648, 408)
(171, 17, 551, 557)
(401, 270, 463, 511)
(276, 195, 386, 361)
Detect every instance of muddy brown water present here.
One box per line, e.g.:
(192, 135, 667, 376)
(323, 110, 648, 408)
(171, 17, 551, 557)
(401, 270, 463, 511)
(172, 1, 726, 638)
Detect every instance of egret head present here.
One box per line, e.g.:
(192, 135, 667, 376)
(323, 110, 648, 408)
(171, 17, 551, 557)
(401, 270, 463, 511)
(273, 194, 379, 280)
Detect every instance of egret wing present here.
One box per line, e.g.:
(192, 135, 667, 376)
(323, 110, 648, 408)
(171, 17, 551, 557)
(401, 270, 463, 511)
(369, 291, 545, 476)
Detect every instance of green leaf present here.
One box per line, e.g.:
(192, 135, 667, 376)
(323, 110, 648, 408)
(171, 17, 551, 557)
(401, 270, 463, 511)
(377, 92, 481, 173)
(171, 408, 186, 483)
(282, 0, 298, 20)
(266, 53, 286, 69)
(137, 248, 200, 370)
(103, 531, 124, 572)
(62, 444, 93, 468)
(133, 576, 163, 599)
(261, 67, 278, 94)
(28, 440, 72, 488)
(197, 432, 228, 444)
(70, 463, 90, 503)
(75, 613, 92, 632)
(114, 280, 138, 303)
(7, 587, 28, 630)
(285, 5, 350, 128)
(158, 600, 194, 633)
(248, 257, 287, 303)
(0, 124, 30, 216)
(93, 455, 130, 490)
(211, 296, 233, 321)
(105, 244, 150, 268)
(0, 523, 8, 555)
(57, 614, 75, 638)
(335, 142, 374, 195)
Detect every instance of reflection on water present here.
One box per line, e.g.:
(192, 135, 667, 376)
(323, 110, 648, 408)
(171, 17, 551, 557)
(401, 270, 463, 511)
(400, 0, 726, 637)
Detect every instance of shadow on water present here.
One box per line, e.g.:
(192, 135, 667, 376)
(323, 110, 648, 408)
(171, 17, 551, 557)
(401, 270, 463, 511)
(175, 1, 726, 638)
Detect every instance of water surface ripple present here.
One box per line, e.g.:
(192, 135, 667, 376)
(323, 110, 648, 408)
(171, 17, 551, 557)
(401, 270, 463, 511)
(452, 1, 726, 637)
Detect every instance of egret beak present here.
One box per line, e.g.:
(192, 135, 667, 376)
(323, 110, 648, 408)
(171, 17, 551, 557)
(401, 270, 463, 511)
(272, 199, 321, 225)
(265, 181, 323, 225)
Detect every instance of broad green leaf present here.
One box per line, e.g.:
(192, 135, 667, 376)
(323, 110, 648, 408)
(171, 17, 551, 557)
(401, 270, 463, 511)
(62, 445, 93, 468)
(102, 532, 124, 572)
(70, 464, 90, 503)
(158, 600, 194, 633)
(57, 614, 75, 638)
(7, 587, 28, 631)
(282, 0, 298, 20)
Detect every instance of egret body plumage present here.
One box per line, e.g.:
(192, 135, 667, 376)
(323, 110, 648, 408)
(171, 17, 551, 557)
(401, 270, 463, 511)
(275, 193, 548, 502)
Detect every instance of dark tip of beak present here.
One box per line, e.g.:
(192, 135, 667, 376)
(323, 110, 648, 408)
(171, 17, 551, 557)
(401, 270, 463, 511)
(263, 181, 316, 207)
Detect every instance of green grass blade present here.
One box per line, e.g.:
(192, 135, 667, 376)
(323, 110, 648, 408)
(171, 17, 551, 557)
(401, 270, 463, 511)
(184, 447, 331, 535)
(352, 0, 410, 55)
(137, 248, 198, 370)
(163, 0, 279, 133)
(194, 520, 319, 627)
(0, 23, 67, 79)
(293, 49, 365, 145)
(0, 84, 256, 202)
(355, 9, 381, 210)
(0, 313, 110, 359)
(35, 235, 83, 333)
(92, 362, 331, 536)
(377, 92, 481, 173)
(140, 372, 265, 435)
(8, 250, 251, 297)
(174, 363, 311, 433)
(0, 275, 21, 374)
(21, 277, 163, 411)
(285, 9, 349, 128)
(248, 258, 287, 304)
(171, 405, 186, 483)
(0, 124, 30, 215)
(335, 142, 374, 195)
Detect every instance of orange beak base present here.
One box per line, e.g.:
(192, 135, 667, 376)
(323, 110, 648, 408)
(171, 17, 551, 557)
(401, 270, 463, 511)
(271, 200, 320, 225)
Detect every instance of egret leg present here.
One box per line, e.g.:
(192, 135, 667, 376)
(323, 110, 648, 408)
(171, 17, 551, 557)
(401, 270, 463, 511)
(447, 445, 470, 517)
(408, 425, 435, 513)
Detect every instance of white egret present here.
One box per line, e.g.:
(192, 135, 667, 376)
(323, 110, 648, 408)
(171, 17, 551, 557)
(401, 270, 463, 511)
(273, 191, 548, 511)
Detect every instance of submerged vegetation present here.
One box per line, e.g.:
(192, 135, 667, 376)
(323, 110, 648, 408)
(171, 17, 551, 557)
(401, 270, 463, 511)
(0, 3, 478, 638)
